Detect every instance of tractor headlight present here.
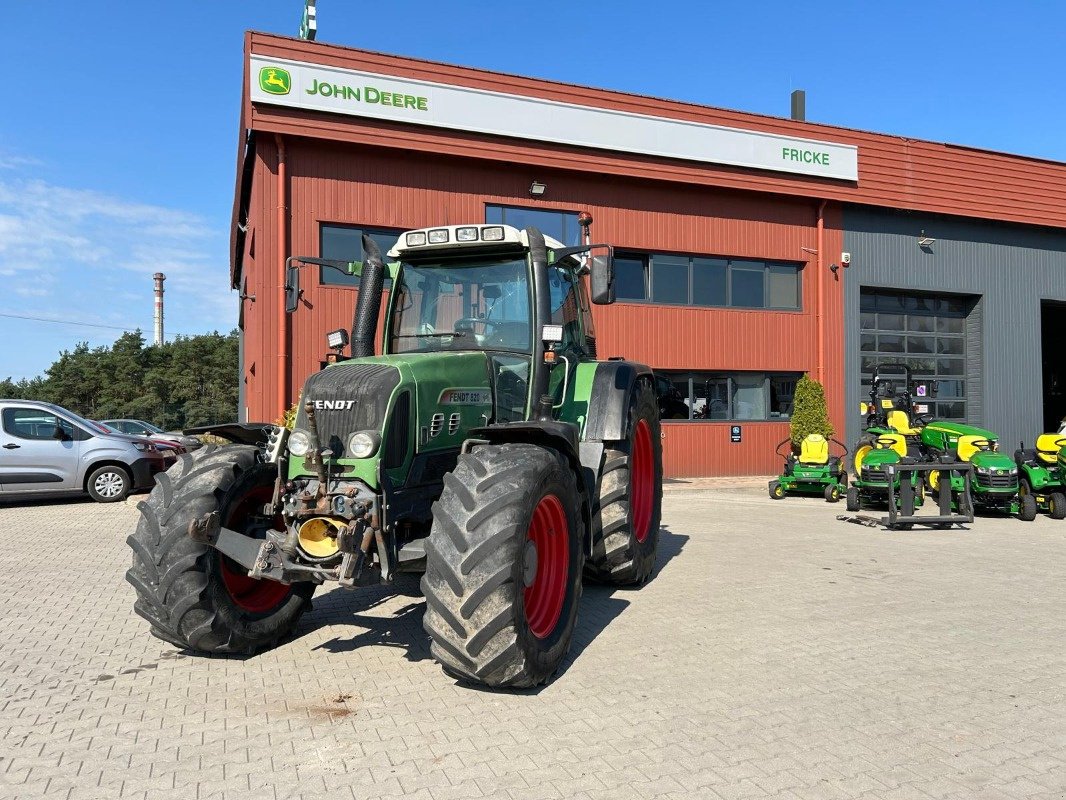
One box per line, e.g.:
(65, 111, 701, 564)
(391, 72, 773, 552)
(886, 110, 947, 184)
(1009, 467, 1018, 475)
(288, 429, 311, 457)
(347, 430, 381, 459)
(975, 466, 990, 475)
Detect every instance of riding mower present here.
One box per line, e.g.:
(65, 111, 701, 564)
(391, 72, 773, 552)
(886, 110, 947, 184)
(845, 432, 926, 512)
(922, 423, 1037, 521)
(769, 434, 848, 502)
(1014, 434, 1066, 519)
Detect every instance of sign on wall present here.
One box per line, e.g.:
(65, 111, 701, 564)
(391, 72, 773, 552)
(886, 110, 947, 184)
(250, 55, 859, 182)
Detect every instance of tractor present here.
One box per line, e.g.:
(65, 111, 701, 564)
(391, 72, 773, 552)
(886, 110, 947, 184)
(922, 423, 1036, 521)
(848, 364, 931, 510)
(126, 220, 663, 689)
(1015, 434, 1066, 518)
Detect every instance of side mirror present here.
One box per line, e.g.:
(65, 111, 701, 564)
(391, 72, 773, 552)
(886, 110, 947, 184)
(52, 424, 68, 441)
(284, 265, 300, 313)
(590, 254, 615, 305)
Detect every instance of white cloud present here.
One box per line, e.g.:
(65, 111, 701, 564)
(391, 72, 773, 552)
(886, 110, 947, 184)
(0, 176, 235, 337)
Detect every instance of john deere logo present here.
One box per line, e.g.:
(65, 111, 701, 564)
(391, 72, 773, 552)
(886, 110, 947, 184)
(259, 67, 291, 95)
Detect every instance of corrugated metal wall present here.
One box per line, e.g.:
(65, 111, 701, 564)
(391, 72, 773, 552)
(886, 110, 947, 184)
(843, 206, 1066, 453)
(242, 138, 847, 475)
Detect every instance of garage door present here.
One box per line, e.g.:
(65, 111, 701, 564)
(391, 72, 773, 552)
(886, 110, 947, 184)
(859, 289, 976, 421)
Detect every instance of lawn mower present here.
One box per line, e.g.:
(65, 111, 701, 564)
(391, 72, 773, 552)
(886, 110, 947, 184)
(853, 363, 936, 475)
(1014, 434, 1066, 519)
(845, 432, 926, 512)
(769, 434, 848, 502)
(922, 423, 1037, 521)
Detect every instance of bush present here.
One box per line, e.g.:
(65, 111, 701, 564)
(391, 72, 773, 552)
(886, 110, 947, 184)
(790, 374, 834, 450)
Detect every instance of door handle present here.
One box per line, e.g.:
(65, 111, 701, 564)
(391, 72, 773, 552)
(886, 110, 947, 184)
(2, 443, 20, 449)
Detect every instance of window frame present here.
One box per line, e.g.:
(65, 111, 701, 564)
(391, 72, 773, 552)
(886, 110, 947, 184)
(616, 251, 803, 311)
(484, 203, 582, 246)
(657, 371, 804, 422)
(318, 223, 406, 288)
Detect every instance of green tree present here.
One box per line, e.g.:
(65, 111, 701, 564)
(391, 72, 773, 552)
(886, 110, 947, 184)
(789, 373, 834, 450)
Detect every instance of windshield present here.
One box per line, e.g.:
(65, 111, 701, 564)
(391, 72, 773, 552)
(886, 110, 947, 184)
(389, 257, 532, 354)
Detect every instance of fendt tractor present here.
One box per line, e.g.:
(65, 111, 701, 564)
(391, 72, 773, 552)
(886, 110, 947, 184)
(126, 219, 663, 688)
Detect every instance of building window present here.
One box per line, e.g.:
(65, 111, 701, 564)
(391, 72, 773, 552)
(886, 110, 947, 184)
(485, 205, 581, 246)
(859, 289, 972, 421)
(319, 224, 404, 287)
(656, 371, 802, 421)
(615, 253, 801, 310)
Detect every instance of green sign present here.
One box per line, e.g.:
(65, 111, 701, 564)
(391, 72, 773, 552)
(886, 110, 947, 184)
(259, 67, 292, 96)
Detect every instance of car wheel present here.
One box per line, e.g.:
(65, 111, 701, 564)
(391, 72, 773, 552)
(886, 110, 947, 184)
(87, 465, 132, 502)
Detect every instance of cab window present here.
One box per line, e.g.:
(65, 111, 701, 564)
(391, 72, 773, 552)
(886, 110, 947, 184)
(2, 408, 83, 441)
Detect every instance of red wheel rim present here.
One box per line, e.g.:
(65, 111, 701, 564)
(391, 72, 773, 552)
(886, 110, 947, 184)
(631, 419, 655, 543)
(523, 494, 569, 639)
(218, 486, 293, 614)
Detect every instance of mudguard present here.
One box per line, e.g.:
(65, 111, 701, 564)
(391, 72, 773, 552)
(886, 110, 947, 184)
(583, 360, 654, 442)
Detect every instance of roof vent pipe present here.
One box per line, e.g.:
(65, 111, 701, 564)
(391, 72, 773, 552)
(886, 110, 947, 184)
(790, 89, 806, 122)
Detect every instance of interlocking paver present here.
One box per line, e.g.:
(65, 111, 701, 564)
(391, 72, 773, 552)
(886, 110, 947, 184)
(2, 485, 1066, 799)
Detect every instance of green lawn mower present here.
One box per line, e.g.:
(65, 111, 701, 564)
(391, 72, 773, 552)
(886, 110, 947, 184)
(845, 433, 926, 512)
(922, 423, 1037, 521)
(1014, 434, 1066, 519)
(769, 434, 848, 502)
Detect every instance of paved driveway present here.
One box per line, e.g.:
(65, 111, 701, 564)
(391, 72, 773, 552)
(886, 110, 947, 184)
(1, 485, 1065, 799)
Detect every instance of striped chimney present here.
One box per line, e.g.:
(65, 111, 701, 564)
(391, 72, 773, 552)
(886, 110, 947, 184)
(153, 272, 165, 346)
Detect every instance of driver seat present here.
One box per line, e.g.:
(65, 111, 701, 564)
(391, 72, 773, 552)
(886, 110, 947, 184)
(1035, 433, 1065, 465)
(798, 434, 829, 465)
(957, 435, 989, 462)
(887, 409, 921, 436)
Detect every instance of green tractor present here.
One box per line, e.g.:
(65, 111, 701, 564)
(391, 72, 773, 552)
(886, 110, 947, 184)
(1015, 434, 1066, 518)
(769, 434, 848, 502)
(126, 221, 663, 689)
(922, 423, 1036, 521)
(847, 364, 930, 512)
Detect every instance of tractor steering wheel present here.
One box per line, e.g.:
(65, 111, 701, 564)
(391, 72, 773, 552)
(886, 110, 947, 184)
(913, 412, 934, 426)
(874, 437, 899, 449)
(970, 438, 994, 451)
(1055, 437, 1066, 449)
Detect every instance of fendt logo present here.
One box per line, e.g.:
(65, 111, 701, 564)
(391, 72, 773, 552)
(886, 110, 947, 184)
(259, 67, 291, 95)
(312, 400, 356, 410)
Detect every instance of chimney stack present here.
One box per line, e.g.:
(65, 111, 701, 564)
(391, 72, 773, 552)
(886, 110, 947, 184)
(153, 272, 165, 346)
(790, 89, 806, 122)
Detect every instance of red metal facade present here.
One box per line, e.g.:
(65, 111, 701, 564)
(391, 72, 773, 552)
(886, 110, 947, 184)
(234, 33, 1062, 476)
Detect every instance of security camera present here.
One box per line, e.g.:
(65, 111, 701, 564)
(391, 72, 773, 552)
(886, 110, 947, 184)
(841, 252, 852, 266)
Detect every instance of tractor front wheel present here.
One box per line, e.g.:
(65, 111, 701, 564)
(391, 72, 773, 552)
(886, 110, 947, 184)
(824, 484, 841, 503)
(422, 443, 584, 688)
(125, 446, 313, 654)
(1049, 492, 1066, 520)
(1018, 493, 1038, 521)
(586, 381, 663, 585)
(769, 480, 785, 500)
(846, 486, 860, 512)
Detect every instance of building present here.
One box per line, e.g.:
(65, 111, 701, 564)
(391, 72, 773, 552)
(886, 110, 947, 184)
(231, 32, 1066, 477)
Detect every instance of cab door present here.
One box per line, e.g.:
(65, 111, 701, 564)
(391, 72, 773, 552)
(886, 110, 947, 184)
(0, 407, 82, 491)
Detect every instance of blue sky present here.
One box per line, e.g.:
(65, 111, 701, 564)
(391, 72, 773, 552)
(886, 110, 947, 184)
(2, 1, 1064, 380)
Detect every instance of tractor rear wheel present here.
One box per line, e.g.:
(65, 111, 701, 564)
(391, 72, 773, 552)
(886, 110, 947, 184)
(824, 484, 841, 503)
(586, 381, 663, 585)
(125, 446, 313, 654)
(1049, 492, 1066, 520)
(421, 443, 584, 688)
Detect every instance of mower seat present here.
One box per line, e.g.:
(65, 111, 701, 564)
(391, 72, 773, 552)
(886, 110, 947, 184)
(956, 435, 990, 462)
(876, 433, 907, 458)
(798, 434, 829, 465)
(1035, 433, 1065, 465)
(887, 409, 921, 436)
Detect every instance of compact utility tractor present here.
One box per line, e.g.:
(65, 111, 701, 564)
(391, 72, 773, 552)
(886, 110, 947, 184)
(769, 434, 847, 502)
(126, 220, 663, 688)
(923, 423, 1036, 521)
(1015, 434, 1066, 518)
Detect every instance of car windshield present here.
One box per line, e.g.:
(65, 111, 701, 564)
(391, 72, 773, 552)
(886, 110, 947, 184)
(389, 257, 532, 354)
(139, 421, 165, 434)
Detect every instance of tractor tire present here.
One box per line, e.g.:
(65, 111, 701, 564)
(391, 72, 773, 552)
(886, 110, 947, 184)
(586, 381, 663, 585)
(125, 446, 313, 654)
(845, 486, 860, 512)
(824, 484, 841, 503)
(1018, 478, 1033, 498)
(1018, 493, 1038, 522)
(86, 464, 132, 503)
(1049, 492, 1066, 520)
(769, 480, 784, 500)
(421, 443, 584, 689)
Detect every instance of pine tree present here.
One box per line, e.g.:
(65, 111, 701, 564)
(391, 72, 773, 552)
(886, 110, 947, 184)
(790, 373, 834, 450)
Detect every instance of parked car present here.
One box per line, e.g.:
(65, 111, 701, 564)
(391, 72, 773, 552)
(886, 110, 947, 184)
(0, 400, 168, 502)
(102, 418, 202, 452)
(94, 421, 183, 469)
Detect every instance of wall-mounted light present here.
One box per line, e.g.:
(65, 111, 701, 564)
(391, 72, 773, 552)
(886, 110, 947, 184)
(529, 181, 547, 197)
(917, 230, 936, 248)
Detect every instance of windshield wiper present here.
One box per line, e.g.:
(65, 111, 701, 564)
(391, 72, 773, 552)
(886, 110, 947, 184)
(392, 332, 468, 339)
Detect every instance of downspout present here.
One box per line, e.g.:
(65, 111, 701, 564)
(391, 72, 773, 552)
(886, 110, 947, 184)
(275, 134, 288, 418)
(816, 199, 827, 384)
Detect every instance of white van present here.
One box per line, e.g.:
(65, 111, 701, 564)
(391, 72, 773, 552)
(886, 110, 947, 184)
(0, 399, 168, 502)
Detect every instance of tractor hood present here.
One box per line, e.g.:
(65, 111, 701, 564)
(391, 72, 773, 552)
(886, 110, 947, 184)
(970, 450, 1015, 472)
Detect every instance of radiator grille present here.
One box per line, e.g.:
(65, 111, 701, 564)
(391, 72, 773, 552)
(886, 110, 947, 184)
(293, 363, 401, 456)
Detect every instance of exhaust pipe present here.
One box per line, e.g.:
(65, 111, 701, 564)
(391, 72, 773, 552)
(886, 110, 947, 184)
(351, 234, 386, 358)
